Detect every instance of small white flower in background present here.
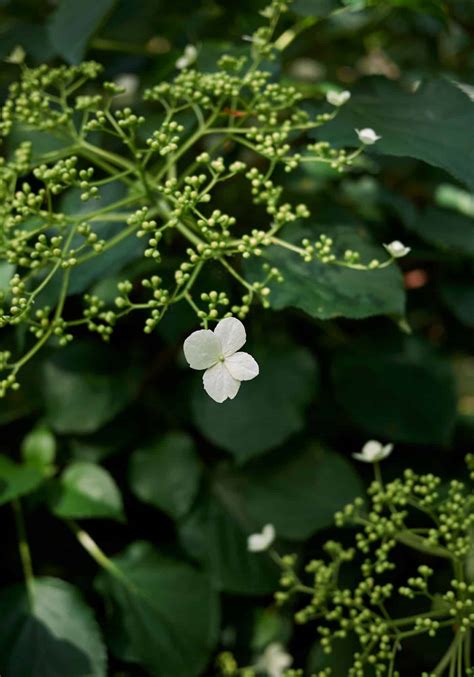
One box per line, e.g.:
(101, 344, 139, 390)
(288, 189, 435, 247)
(247, 524, 275, 552)
(326, 89, 351, 107)
(356, 127, 381, 145)
(183, 317, 259, 403)
(5, 45, 26, 64)
(175, 44, 198, 70)
(353, 440, 394, 463)
(256, 642, 292, 677)
(384, 240, 411, 258)
(114, 74, 139, 104)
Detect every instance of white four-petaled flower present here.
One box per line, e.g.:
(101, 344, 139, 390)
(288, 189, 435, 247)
(256, 643, 293, 677)
(356, 127, 381, 145)
(183, 317, 259, 403)
(247, 524, 275, 552)
(326, 90, 351, 107)
(384, 240, 411, 258)
(353, 440, 394, 463)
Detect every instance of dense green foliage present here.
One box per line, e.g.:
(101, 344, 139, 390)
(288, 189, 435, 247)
(0, 0, 473, 675)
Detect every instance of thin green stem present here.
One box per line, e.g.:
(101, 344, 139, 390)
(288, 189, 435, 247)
(67, 520, 132, 587)
(220, 258, 255, 293)
(465, 629, 472, 670)
(433, 635, 459, 676)
(12, 499, 34, 605)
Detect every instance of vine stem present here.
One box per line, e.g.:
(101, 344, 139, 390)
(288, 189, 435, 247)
(12, 499, 34, 605)
(67, 520, 132, 588)
(433, 634, 461, 676)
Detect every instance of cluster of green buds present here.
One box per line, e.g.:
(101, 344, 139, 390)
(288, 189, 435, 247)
(0, 0, 401, 396)
(270, 457, 474, 676)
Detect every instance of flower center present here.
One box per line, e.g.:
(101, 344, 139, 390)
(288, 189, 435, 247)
(218, 354, 225, 363)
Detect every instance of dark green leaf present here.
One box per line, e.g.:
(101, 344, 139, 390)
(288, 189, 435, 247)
(331, 336, 457, 444)
(320, 78, 474, 190)
(440, 279, 474, 328)
(192, 346, 317, 461)
(0, 455, 45, 506)
(0, 577, 106, 677)
(0, 263, 14, 293)
(179, 490, 279, 595)
(407, 206, 474, 256)
(21, 425, 56, 467)
(50, 461, 125, 521)
(95, 541, 219, 677)
(217, 446, 363, 540)
(129, 432, 201, 519)
(48, 0, 117, 64)
(43, 342, 142, 434)
(292, 0, 341, 16)
(246, 225, 405, 320)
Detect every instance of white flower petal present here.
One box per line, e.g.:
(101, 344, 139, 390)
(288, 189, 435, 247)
(203, 362, 240, 403)
(326, 90, 351, 106)
(352, 440, 394, 463)
(379, 443, 394, 460)
(383, 240, 411, 258)
(356, 127, 381, 145)
(257, 643, 293, 677)
(362, 440, 383, 460)
(247, 524, 275, 552)
(225, 352, 259, 382)
(183, 329, 221, 370)
(352, 452, 373, 463)
(214, 317, 246, 357)
(175, 44, 197, 70)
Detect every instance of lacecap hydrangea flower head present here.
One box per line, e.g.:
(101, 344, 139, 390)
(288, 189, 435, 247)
(183, 317, 259, 403)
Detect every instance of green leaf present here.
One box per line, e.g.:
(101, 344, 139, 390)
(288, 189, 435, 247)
(217, 446, 363, 540)
(48, 0, 117, 64)
(440, 278, 474, 328)
(0, 577, 106, 677)
(292, 0, 341, 16)
(331, 336, 457, 444)
(0, 262, 14, 293)
(50, 461, 125, 521)
(0, 455, 45, 506)
(21, 425, 56, 468)
(320, 78, 474, 191)
(179, 490, 279, 595)
(95, 541, 219, 677)
(43, 342, 142, 434)
(192, 346, 317, 462)
(129, 432, 201, 520)
(246, 225, 405, 320)
(407, 206, 474, 256)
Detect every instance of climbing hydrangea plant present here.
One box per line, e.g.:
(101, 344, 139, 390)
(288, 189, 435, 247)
(0, 0, 403, 397)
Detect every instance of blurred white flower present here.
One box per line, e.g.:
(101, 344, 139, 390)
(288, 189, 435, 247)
(326, 89, 351, 106)
(384, 240, 411, 258)
(247, 524, 275, 552)
(175, 44, 198, 70)
(256, 643, 292, 677)
(114, 73, 139, 104)
(288, 58, 325, 82)
(356, 128, 381, 145)
(353, 440, 393, 463)
(5, 46, 25, 64)
(183, 317, 259, 403)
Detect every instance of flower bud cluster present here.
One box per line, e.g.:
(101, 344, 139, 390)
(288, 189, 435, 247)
(272, 459, 474, 674)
